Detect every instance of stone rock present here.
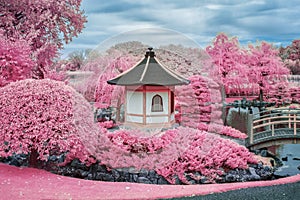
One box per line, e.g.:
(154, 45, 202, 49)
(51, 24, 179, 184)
(248, 167, 260, 180)
(97, 165, 108, 173)
(139, 168, 148, 177)
(96, 172, 114, 181)
(70, 159, 87, 170)
(157, 177, 169, 185)
(112, 169, 120, 180)
(137, 177, 152, 184)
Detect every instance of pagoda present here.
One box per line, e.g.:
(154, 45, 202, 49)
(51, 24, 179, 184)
(107, 48, 190, 128)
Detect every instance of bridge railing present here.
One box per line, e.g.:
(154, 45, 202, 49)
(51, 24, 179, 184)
(247, 108, 300, 145)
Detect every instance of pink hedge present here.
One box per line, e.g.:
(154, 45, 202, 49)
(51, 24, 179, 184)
(0, 79, 99, 165)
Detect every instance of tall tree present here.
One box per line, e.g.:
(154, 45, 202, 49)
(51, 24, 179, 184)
(245, 42, 290, 101)
(0, 0, 86, 79)
(206, 33, 250, 96)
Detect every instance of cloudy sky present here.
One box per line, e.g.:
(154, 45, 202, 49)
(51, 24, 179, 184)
(61, 0, 300, 57)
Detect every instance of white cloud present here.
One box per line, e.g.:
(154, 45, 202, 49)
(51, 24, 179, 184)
(60, 0, 300, 57)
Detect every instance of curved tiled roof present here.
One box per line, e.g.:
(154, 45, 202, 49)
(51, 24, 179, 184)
(107, 48, 190, 86)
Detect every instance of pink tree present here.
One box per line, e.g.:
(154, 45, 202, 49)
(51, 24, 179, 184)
(0, 79, 100, 167)
(76, 42, 144, 102)
(245, 42, 290, 101)
(206, 33, 251, 96)
(94, 52, 136, 109)
(0, 0, 86, 79)
(207, 34, 290, 103)
(0, 31, 33, 87)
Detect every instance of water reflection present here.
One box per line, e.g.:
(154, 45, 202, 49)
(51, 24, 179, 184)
(269, 144, 300, 177)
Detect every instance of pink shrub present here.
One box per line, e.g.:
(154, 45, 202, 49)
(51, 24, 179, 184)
(264, 81, 292, 106)
(176, 75, 215, 127)
(0, 79, 100, 166)
(208, 124, 247, 139)
(105, 129, 177, 153)
(98, 121, 115, 129)
(91, 127, 257, 184)
(176, 75, 245, 139)
(155, 127, 256, 184)
(290, 86, 300, 103)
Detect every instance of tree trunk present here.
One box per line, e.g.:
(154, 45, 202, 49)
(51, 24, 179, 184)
(220, 85, 227, 125)
(28, 148, 39, 168)
(259, 88, 264, 102)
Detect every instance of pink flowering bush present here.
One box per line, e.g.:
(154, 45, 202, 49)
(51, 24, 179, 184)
(106, 129, 176, 153)
(264, 81, 292, 106)
(208, 124, 247, 139)
(0, 79, 100, 166)
(156, 128, 256, 184)
(176, 75, 216, 127)
(290, 86, 300, 103)
(91, 127, 257, 184)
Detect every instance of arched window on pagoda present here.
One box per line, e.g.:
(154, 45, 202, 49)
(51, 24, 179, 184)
(151, 94, 163, 112)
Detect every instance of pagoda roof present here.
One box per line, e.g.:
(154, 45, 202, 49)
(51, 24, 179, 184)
(107, 48, 190, 86)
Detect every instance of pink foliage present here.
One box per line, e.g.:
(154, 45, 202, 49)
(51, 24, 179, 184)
(76, 49, 137, 102)
(0, 0, 86, 78)
(264, 81, 292, 106)
(98, 121, 115, 129)
(206, 33, 290, 99)
(0, 79, 100, 165)
(290, 86, 300, 103)
(92, 127, 256, 184)
(94, 54, 136, 108)
(156, 128, 256, 184)
(176, 75, 223, 125)
(206, 33, 250, 95)
(246, 42, 290, 90)
(208, 124, 247, 139)
(0, 32, 34, 87)
(176, 75, 213, 127)
(105, 129, 176, 153)
(175, 74, 246, 139)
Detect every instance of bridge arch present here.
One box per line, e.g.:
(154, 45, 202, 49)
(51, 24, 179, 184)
(246, 108, 300, 150)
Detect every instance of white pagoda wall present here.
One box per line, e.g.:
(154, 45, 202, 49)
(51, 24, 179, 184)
(126, 91, 143, 123)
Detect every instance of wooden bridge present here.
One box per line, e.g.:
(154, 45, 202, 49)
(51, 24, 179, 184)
(246, 108, 300, 150)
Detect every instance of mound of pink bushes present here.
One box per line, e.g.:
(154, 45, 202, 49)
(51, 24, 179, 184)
(96, 127, 257, 184)
(0, 79, 98, 165)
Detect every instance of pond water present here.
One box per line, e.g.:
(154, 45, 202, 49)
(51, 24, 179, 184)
(270, 144, 300, 177)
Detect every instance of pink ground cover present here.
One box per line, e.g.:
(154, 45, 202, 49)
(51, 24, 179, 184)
(1, 163, 300, 200)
